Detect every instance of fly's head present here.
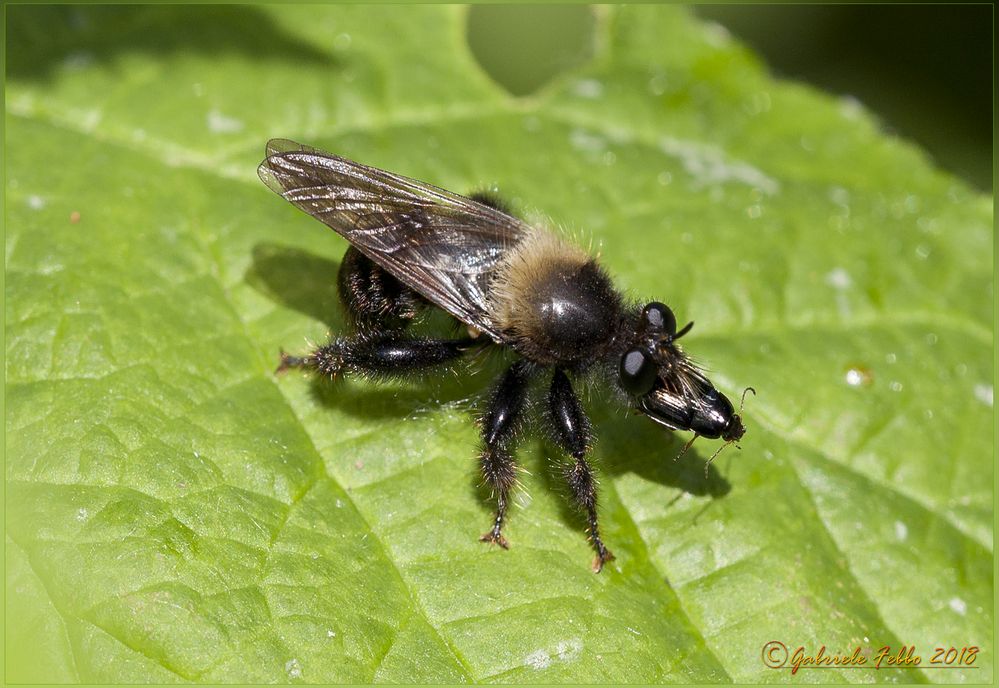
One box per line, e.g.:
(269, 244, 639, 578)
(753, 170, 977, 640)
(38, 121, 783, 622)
(719, 403, 746, 442)
(617, 301, 692, 408)
(617, 302, 750, 445)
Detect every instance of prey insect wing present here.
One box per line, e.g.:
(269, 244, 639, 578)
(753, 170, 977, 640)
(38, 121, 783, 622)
(258, 139, 532, 341)
(639, 353, 719, 431)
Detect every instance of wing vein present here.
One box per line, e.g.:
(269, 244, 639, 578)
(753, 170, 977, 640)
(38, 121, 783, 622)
(259, 139, 533, 340)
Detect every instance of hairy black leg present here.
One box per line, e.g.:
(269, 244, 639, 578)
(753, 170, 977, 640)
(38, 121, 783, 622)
(478, 360, 532, 549)
(277, 333, 476, 378)
(338, 246, 426, 331)
(548, 369, 614, 572)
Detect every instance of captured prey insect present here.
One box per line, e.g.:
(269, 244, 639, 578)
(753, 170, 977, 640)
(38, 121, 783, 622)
(258, 139, 751, 572)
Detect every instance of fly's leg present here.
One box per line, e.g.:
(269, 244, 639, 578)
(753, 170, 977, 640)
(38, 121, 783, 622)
(277, 334, 476, 378)
(478, 360, 532, 549)
(278, 247, 444, 374)
(338, 246, 426, 332)
(547, 369, 614, 573)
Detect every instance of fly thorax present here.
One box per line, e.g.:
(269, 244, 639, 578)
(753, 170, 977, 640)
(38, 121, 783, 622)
(490, 229, 622, 366)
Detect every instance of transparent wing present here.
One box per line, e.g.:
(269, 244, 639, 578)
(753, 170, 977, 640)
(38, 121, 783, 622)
(258, 139, 531, 340)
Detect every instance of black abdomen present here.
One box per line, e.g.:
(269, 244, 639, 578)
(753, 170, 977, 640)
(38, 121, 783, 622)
(338, 246, 425, 329)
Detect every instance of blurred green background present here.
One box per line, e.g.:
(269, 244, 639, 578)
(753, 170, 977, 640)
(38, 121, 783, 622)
(468, 4, 992, 191)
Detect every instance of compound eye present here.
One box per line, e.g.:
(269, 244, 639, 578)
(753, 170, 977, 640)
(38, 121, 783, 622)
(642, 302, 677, 337)
(620, 348, 659, 396)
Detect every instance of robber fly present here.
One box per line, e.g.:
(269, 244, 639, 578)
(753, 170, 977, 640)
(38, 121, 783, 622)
(258, 139, 751, 572)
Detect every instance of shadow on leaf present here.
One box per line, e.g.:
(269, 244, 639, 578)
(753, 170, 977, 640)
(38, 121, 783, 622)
(596, 410, 733, 500)
(248, 242, 501, 420)
(247, 243, 344, 330)
(531, 410, 732, 545)
(7, 5, 337, 81)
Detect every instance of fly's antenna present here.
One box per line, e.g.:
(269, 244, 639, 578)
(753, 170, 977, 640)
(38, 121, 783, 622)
(739, 386, 757, 414)
(675, 433, 698, 461)
(656, 321, 694, 348)
(672, 321, 694, 342)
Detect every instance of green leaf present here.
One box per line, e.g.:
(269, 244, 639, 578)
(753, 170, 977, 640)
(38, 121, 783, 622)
(6, 5, 992, 683)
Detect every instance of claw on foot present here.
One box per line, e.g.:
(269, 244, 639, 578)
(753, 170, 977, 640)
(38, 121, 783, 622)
(591, 548, 615, 573)
(479, 531, 510, 549)
(275, 349, 309, 374)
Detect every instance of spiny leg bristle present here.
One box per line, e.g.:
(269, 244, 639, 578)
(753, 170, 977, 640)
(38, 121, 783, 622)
(275, 349, 312, 374)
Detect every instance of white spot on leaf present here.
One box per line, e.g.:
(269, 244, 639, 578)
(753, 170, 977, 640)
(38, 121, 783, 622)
(524, 649, 551, 670)
(555, 638, 582, 662)
(525, 638, 583, 670)
(844, 369, 866, 387)
(658, 136, 779, 195)
(207, 109, 244, 134)
(569, 128, 606, 153)
(826, 268, 852, 289)
(571, 78, 604, 99)
(648, 73, 667, 96)
(827, 267, 853, 316)
(894, 521, 908, 541)
(79, 108, 102, 131)
(973, 384, 992, 407)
